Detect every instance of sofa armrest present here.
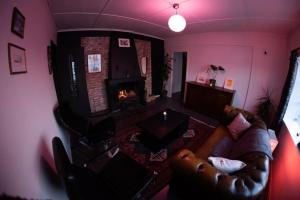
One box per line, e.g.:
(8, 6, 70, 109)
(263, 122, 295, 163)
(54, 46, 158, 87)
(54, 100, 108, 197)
(171, 149, 270, 200)
(194, 125, 229, 159)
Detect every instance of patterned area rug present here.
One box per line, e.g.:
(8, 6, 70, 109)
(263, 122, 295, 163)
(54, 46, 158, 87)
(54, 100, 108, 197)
(115, 117, 215, 199)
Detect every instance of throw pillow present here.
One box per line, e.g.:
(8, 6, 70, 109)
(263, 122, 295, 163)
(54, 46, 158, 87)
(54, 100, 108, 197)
(208, 156, 246, 173)
(227, 113, 251, 140)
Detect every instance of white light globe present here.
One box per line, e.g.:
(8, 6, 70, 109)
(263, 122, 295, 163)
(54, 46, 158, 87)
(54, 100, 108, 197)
(168, 14, 186, 32)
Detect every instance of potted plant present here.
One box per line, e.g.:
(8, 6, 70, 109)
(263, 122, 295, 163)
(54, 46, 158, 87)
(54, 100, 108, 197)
(256, 89, 275, 127)
(207, 65, 225, 87)
(161, 54, 172, 98)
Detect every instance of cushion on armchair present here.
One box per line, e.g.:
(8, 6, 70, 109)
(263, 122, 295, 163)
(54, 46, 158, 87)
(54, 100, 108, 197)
(208, 156, 246, 173)
(227, 113, 251, 140)
(222, 105, 266, 130)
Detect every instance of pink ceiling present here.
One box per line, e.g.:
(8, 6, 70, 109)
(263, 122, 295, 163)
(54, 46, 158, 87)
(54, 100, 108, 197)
(47, 0, 300, 38)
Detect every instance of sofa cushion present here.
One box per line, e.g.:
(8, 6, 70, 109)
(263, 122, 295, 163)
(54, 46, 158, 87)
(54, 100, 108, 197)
(208, 156, 246, 173)
(223, 105, 255, 124)
(227, 113, 251, 140)
(210, 136, 234, 158)
(230, 128, 273, 160)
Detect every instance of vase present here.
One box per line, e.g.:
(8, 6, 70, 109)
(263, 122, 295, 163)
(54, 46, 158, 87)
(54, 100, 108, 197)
(209, 79, 216, 87)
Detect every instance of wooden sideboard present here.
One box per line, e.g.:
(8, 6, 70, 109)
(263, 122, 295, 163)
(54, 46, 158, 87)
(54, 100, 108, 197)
(184, 81, 235, 120)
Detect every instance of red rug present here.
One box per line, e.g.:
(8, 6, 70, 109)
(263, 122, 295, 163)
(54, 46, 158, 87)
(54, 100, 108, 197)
(115, 117, 215, 198)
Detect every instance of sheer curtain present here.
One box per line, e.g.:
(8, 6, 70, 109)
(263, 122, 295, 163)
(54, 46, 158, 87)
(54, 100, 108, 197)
(271, 48, 300, 133)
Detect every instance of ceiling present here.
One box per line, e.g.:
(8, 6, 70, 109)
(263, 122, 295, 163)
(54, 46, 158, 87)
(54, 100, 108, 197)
(47, 0, 300, 39)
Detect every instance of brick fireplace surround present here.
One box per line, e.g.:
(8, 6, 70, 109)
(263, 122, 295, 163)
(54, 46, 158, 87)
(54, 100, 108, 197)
(81, 37, 152, 113)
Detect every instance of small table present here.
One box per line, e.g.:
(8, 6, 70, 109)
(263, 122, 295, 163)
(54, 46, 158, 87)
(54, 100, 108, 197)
(137, 109, 190, 151)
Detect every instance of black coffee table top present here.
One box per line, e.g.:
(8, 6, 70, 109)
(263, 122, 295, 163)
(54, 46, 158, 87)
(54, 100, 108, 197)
(136, 109, 189, 140)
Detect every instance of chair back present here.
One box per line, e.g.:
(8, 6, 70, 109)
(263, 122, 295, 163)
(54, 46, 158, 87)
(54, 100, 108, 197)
(52, 137, 83, 200)
(52, 137, 107, 200)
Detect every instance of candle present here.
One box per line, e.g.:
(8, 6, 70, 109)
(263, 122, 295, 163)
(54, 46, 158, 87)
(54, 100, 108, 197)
(163, 111, 167, 120)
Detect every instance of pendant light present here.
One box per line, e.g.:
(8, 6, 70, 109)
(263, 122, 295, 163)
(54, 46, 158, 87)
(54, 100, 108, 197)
(168, 3, 186, 32)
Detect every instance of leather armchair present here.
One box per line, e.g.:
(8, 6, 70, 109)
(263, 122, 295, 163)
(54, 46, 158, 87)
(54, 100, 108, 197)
(170, 106, 271, 200)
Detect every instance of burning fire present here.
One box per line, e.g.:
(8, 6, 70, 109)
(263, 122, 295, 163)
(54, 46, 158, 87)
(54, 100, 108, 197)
(118, 90, 128, 99)
(118, 89, 137, 100)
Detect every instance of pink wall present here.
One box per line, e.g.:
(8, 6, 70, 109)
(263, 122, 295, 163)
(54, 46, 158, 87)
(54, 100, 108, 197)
(165, 32, 288, 113)
(288, 25, 300, 51)
(0, 0, 67, 199)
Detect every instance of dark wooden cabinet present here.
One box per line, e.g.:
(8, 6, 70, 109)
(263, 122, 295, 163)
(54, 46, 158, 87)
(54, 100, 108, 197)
(184, 81, 235, 120)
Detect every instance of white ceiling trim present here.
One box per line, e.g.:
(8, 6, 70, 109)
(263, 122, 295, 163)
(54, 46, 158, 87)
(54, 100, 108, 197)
(57, 28, 165, 40)
(99, 13, 169, 30)
(53, 12, 99, 15)
(188, 17, 299, 25)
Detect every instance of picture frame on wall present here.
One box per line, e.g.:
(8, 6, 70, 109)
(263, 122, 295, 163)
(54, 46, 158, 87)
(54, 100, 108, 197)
(11, 7, 25, 38)
(8, 43, 27, 74)
(47, 40, 56, 75)
(88, 54, 101, 73)
(118, 38, 130, 47)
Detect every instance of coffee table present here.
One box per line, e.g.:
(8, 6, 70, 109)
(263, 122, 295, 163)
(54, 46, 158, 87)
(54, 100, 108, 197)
(137, 109, 190, 151)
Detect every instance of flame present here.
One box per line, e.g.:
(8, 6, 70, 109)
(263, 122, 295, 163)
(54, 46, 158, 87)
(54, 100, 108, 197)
(118, 90, 128, 99)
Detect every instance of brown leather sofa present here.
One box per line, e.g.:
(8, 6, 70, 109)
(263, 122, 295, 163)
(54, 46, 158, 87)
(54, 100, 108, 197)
(170, 106, 271, 200)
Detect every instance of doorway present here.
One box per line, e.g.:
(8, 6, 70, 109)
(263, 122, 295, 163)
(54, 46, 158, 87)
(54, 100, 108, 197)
(172, 52, 187, 103)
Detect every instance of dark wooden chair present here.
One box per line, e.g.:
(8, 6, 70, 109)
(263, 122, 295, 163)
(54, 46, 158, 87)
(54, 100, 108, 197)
(52, 137, 154, 200)
(54, 103, 116, 144)
(52, 136, 112, 200)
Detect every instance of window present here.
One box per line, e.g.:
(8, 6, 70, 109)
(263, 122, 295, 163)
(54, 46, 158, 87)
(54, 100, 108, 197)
(69, 55, 78, 96)
(283, 57, 300, 145)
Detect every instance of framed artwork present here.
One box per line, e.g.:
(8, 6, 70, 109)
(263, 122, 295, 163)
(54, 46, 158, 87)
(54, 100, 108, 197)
(47, 41, 56, 74)
(118, 38, 130, 47)
(224, 79, 234, 90)
(11, 7, 25, 38)
(196, 72, 207, 84)
(8, 43, 27, 74)
(88, 54, 101, 73)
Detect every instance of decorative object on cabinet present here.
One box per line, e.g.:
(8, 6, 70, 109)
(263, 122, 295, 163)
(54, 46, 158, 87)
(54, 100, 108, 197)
(118, 38, 130, 47)
(224, 79, 234, 90)
(184, 81, 235, 120)
(88, 54, 101, 73)
(11, 7, 25, 38)
(207, 65, 225, 87)
(8, 43, 27, 74)
(196, 72, 207, 84)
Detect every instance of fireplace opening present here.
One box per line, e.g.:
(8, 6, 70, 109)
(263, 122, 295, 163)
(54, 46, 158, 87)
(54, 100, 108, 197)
(117, 82, 140, 109)
(106, 78, 145, 111)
